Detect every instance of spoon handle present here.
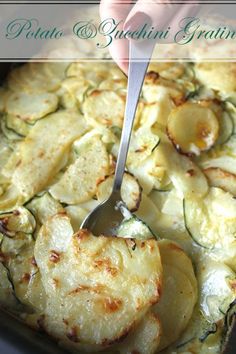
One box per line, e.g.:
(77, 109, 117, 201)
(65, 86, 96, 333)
(112, 41, 155, 193)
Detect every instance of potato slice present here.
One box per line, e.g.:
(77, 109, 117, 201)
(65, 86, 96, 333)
(184, 187, 236, 257)
(204, 167, 236, 196)
(7, 63, 68, 93)
(157, 239, 197, 293)
(50, 136, 109, 204)
(34, 214, 162, 350)
(154, 239, 197, 351)
(116, 312, 161, 354)
(198, 259, 236, 323)
(143, 73, 184, 96)
(0, 110, 87, 209)
(5, 114, 31, 136)
(167, 102, 219, 155)
(99, 78, 127, 92)
(0, 206, 35, 237)
(97, 172, 142, 212)
(6, 92, 58, 122)
(195, 62, 236, 94)
(82, 90, 125, 128)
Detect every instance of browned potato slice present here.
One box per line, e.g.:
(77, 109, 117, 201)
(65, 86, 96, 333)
(167, 102, 219, 155)
(97, 172, 142, 212)
(34, 215, 162, 351)
(50, 137, 109, 204)
(0, 88, 10, 112)
(82, 90, 125, 128)
(154, 240, 197, 351)
(204, 167, 236, 196)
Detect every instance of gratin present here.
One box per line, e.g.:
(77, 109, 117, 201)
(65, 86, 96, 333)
(0, 61, 235, 354)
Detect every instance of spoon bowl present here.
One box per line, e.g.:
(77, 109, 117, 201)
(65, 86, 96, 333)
(80, 192, 124, 236)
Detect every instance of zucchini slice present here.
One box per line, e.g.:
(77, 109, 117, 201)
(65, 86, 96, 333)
(167, 102, 219, 155)
(6, 92, 58, 122)
(5, 114, 31, 137)
(154, 141, 209, 198)
(0, 110, 87, 209)
(204, 167, 236, 196)
(153, 239, 197, 351)
(216, 111, 234, 145)
(26, 192, 64, 225)
(7, 63, 68, 93)
(116, 311, 161, 354)
(98, 78, 127, 92)
(50, 136, 109, 204)
(0, 206, 35, 237)
(184, 187, 236, 250)
(127, 126, 160, 164)
(97, 172, 142, 212)
(6, 244, 46, 310)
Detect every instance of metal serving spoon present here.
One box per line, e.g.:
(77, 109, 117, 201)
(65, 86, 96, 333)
(80, 41, 154, 236)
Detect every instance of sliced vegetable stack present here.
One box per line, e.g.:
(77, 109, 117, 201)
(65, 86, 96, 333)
(0, 61, 235, 354)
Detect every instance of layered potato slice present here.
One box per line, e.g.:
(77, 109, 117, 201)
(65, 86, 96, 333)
(198, 259, 236, 323)
(34, 214, 162, 351)
(154, 239, 198, 351)
(154, 141, 209, 198)
(4, 114, 31, 137)
(49, 135, 109, 204)
(116, 311, 161, 354)
(66, 62, 125, 87)
(0, 262, 20, 310)
(0, 110, 87, 210)
(6, 92, 59, 122)
(195, 63, 236, 95)
(82, 89, 125, 128)
(6, 244, 46, 311)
